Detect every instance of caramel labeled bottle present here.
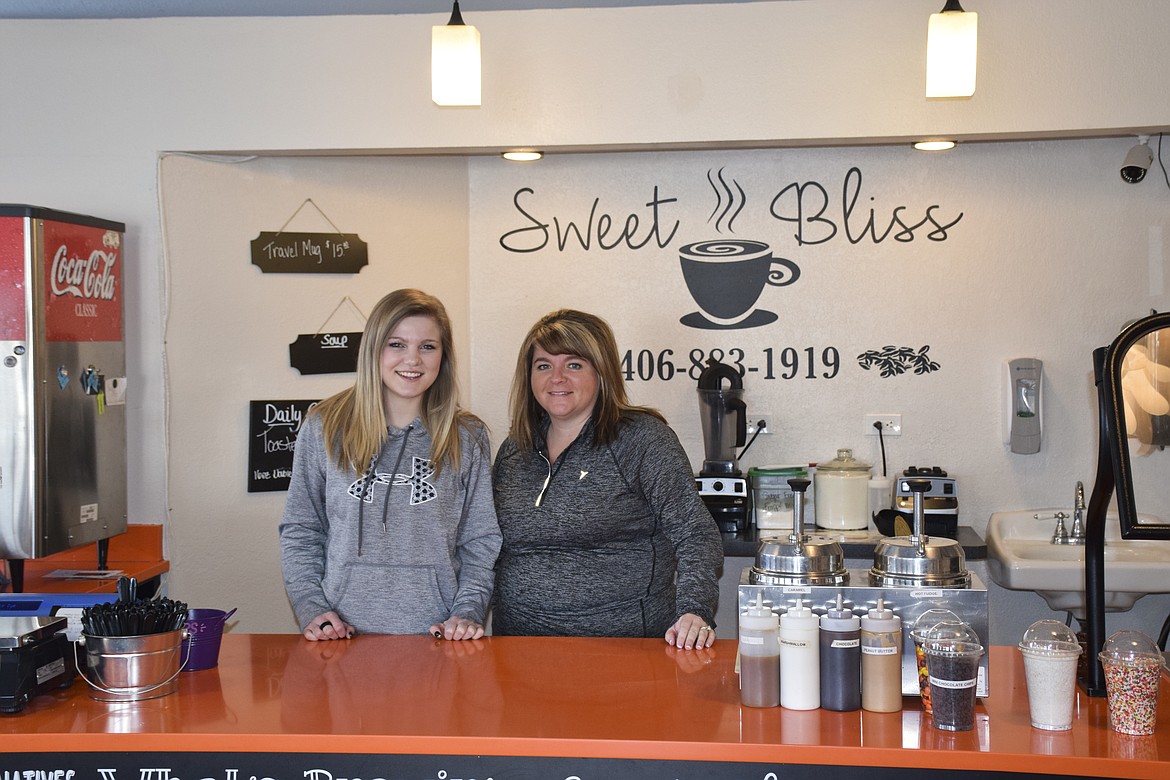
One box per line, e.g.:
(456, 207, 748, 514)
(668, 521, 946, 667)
(861, 598, 903, 712)
(738, 594, 780, 708)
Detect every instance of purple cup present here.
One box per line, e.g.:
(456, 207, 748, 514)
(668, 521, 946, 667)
(180, 608, 236, 671)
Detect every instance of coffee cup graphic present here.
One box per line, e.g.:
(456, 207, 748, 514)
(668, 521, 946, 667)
(679, 239, 800, 329)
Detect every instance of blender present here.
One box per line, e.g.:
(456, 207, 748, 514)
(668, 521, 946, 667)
(695, 359, 749, 533)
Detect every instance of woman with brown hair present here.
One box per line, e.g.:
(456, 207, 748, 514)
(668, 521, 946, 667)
(492, 309, 721, 648)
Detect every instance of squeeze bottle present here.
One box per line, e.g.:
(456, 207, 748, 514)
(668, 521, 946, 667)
(820, 593, 861, 712)
(861, 598, 903, 712)
(738, 594, 780, 707)
(779, 598, 820, 710)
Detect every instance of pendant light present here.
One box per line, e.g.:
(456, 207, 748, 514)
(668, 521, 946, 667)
(432, 1, 481, 107)
(926, 1, 978, 98)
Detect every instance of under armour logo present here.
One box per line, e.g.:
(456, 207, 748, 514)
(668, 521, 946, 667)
(348, 456, 436, 505)
(579, 470, 589, 481)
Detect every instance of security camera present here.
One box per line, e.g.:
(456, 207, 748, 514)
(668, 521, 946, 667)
(1121, 136, 1153, 184)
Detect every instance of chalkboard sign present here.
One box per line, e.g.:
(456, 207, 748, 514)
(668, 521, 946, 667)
(250, 232, 368, 274)
(289, 332, 361, 374)
(248, 400, 318, 493)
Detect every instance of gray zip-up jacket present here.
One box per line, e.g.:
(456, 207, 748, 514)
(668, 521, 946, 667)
(280, 414, 502, 634)
(491, 411, 722, 637)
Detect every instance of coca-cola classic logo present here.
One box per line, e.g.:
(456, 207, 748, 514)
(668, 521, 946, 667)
(50, 243, 118, 301)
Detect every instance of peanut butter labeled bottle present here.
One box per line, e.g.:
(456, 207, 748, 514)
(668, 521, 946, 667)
(861, 598, 902, 712)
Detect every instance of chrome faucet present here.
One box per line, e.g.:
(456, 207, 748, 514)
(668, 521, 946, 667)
(1069, 481, 1087, 545)
(1036, 482, 1088, 545)
(1038, 511, 1073, 544)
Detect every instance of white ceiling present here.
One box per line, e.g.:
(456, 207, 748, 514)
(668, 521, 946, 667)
(0, 0, 762, 20)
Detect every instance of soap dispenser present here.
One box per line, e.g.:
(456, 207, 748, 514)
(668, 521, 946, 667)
(1005, 357, 1043, 454)
(738, 593, 780, 708)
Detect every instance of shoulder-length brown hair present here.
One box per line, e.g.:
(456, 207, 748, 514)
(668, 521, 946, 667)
(312, 288, 476, 477)
(507, 309, 663, 452)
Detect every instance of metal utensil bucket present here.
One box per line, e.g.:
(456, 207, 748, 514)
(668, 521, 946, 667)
(76, 629, 188, 701)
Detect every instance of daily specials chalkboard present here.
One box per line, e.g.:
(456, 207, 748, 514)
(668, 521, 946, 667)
(250, 232, 368, 273)
(248, 400, 318, 492)
(289, 332, 362, 374)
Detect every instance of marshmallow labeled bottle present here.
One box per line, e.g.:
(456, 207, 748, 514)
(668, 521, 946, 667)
(861, 598, 903, 712)
(738, 593, 781, 708)
(820, 593, 861, 712)
(779, 598, 820, 710)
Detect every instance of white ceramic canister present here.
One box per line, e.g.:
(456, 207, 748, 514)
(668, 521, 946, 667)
(814, 448, 872, 530)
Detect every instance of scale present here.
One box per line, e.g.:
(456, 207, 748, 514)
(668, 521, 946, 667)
(0, 615, 76, 713)
(0, 593, 115, 640)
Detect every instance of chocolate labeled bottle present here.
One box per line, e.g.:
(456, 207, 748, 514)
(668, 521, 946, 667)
(820, 593, 861, 711)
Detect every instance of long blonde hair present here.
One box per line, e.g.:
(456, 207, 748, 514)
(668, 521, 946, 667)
(507, 309, 664, 452)
(312, 289, 474, 477)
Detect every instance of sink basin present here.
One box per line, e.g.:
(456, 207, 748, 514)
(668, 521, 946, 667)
(987, 508, 1170, 617)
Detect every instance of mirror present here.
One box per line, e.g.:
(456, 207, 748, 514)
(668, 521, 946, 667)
(1100, 311, 1170, 539)
(1083, 311, 1170, 696)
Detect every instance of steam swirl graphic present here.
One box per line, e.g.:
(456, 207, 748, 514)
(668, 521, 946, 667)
(706, 167, 746, 234)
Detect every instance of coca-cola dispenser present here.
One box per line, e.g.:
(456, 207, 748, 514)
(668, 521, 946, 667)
(0, 205, 127, 588)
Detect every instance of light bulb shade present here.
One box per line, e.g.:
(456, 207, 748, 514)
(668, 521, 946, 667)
(432, 23, 481, 106)
(926, 10, 977, 98)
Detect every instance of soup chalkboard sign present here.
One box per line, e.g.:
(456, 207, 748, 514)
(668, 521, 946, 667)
(248, 400, 318, 492)
(289, 332, 362, 374)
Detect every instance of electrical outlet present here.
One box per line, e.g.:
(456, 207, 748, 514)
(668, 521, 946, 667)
(747, 415, 772, 435)
(865, 413, 902, 436)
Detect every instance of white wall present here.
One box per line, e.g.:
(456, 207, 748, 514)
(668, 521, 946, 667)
(2, 1, 1170, 643)
(156, 139, 1170, 646)
(160, 154, 471, 631)
(466, 140, 1170, 645)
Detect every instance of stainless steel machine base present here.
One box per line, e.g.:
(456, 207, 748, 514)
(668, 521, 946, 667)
(738, 567, 990, 697)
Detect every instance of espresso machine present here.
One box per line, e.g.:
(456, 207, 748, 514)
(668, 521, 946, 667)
(695, 359, 748, 533)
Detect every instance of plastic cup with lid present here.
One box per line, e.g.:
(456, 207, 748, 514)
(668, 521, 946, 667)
(924, 621, 984, 731)
(911, 608, 960, 714)
(1099, 630, 1165, 735)
(1018, 619, 1082, 731)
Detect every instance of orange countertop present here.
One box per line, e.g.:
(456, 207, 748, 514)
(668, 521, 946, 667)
(16, 524, 169, 593)
(1, 635, 1167, 778)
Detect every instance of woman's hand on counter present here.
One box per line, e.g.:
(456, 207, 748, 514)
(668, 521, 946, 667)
(303, 611, 355, 641)
(430, 615, 485, 641)
(665, 612, 715, 650)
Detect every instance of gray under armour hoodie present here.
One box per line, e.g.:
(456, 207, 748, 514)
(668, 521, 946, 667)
(279, 414, 502, 634)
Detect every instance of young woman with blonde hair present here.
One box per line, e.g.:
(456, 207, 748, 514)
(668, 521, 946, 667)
(280, 289, 501, 641)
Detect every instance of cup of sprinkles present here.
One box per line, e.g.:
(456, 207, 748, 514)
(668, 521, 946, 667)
(1098, 630, 1166, 736)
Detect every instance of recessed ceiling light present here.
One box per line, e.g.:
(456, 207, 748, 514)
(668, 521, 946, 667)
(913, 140, 957, 151)
(501, 151, 543, 162)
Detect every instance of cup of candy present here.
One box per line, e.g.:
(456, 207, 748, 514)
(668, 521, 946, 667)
(1098, 630, 1165, 736)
